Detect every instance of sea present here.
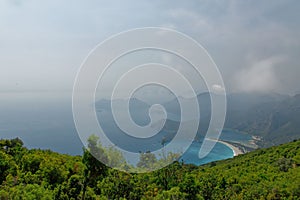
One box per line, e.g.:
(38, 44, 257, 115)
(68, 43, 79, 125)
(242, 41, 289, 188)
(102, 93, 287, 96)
(0, 92, 252, 166)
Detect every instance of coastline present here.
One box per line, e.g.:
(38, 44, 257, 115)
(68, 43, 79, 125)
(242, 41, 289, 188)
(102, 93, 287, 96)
(206, 138, 244, 156)
(217, 140, 244, 156)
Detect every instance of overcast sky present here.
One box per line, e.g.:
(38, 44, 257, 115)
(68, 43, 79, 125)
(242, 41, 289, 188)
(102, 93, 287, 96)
(1, 0, 300, 95)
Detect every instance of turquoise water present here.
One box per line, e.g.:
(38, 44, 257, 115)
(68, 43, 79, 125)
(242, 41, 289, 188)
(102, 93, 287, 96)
(180, 141, 234, 165)
(0, 92, 248, 166)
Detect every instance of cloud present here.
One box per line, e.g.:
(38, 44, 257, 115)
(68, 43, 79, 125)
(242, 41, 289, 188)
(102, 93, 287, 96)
(0, 0, 299, 95)
(212, 84, 225, 93)
(233, 56, 286, 92)
(166, 8, 213, 35)
(163, 1, 300, 94)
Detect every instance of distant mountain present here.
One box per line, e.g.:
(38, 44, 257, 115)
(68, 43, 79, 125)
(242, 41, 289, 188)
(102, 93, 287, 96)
(163, 92, 212, 120)
(95, 92, 300, 148)
(96, 98, 152, 126)
(229, 94, 300, 147)
(225, 92, 289, 128)
(227, 92, 289, 110)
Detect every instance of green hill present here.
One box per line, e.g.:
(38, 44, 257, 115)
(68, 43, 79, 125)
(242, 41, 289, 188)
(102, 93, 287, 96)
(226, 93, 300, 147)
(0, 138, 299, 199)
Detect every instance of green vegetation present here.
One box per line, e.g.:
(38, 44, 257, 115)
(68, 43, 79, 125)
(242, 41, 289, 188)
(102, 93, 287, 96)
(0, 137, 299, 199)
(226, 94, 300, 147)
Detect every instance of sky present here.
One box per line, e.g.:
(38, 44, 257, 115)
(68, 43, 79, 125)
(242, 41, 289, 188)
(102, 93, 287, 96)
(1, 0, 300, 96)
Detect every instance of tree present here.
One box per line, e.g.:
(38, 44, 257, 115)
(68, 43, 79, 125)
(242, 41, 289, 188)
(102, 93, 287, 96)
(155, 187, 187, 200)
(137, 151, 157, 170)
(0, 138, 25, 160)
(0, 151, 13, 184)
(82, 135, 108, 200)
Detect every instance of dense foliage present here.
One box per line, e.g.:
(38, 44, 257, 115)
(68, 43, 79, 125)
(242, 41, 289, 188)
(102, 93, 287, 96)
(0, 138, 299, 199)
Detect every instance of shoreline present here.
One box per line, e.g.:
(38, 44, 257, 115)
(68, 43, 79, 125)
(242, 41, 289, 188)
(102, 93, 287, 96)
(206, 138, 244, 156)
(217, 140, 244, 156)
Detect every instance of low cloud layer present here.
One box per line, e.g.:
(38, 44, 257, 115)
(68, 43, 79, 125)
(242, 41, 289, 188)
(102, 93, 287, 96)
(234, 56, 285, 93)
(0, 0, 299, 95)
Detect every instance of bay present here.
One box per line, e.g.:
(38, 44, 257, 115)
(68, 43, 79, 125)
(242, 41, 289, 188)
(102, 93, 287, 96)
(0, 92, 251, 165)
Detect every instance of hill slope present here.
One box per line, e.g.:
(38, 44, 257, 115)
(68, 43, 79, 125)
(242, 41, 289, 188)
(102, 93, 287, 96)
(228, 94, 300, 147)
(0, 138, 299, 199)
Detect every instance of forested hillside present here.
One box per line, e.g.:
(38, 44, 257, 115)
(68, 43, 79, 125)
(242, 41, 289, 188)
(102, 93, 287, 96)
(0, 138, 299, 199)
(227, 94, 300, 147)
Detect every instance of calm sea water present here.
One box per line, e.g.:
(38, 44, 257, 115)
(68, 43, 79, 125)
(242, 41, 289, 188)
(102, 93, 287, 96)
(0, 92, 250, 165)
(0, 92, 83, 155)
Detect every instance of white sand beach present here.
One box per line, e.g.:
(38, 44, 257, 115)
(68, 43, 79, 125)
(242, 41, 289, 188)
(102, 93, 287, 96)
(217, 140, 244, 156)
(206, 138, 244, 156)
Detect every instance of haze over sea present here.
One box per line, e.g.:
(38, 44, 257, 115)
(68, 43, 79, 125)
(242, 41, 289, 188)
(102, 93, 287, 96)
(0, 91, 251, 165)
